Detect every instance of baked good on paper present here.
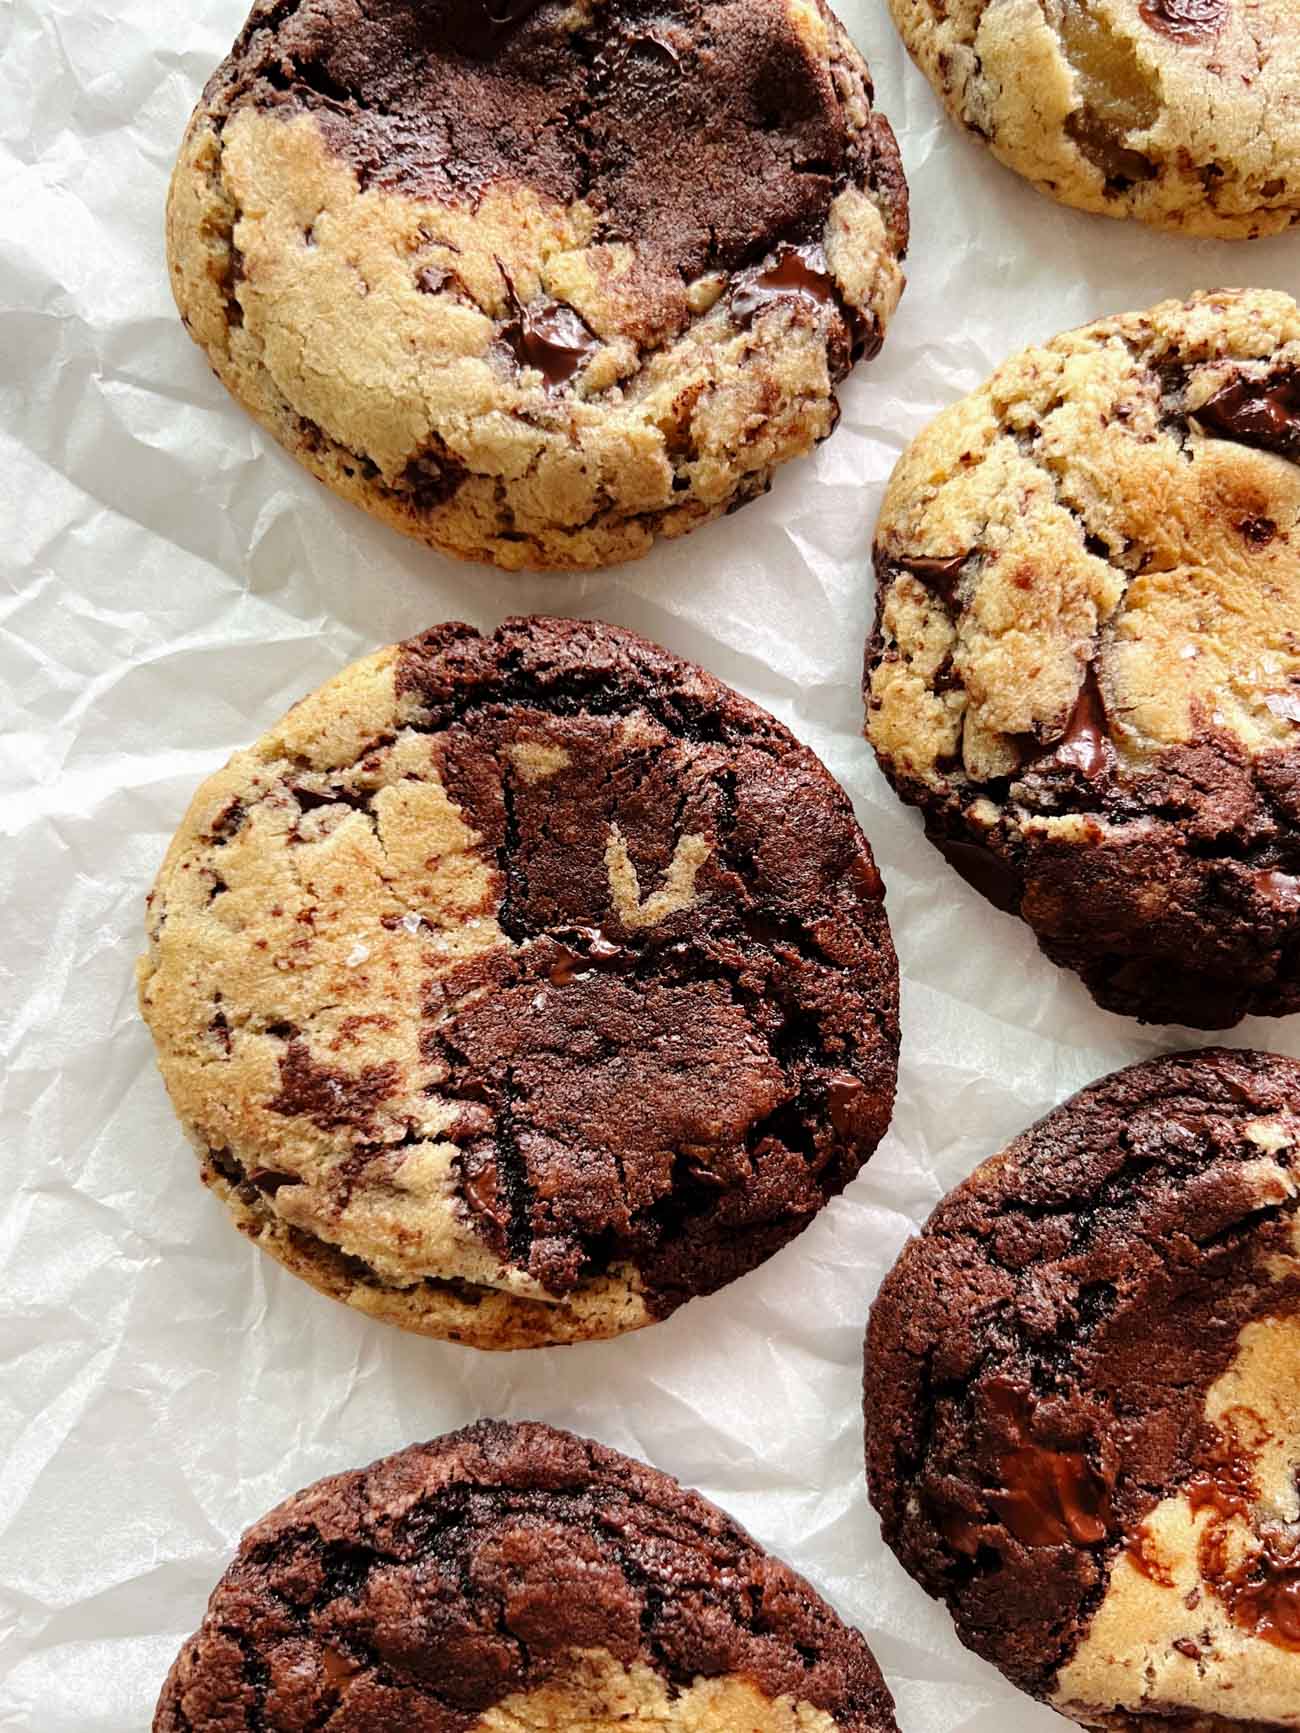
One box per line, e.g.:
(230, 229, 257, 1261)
(155, 1419, 902, 1733)
(865, 288, 1300, 1028)
(865, 1047, 1300, 1731)
(886, 0, 1300, 238)
(164, 0, 908, 571)
(137, 617, 899, 1349)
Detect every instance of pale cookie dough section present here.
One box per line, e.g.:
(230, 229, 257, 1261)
(888, 0, 1300, 237)
(480, 1651, 839, 1733)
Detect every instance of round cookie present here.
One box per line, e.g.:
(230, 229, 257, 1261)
(888, 0, 1300, 238)
(166, 0, 908, 571)
(138, 617, 899, 1349)
(865, 1047, 1300, 1731)
(865, 288, 1300, 1028)
(155, 1419, 901, 1733)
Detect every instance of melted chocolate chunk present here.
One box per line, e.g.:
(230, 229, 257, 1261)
(940, 1379, 1114, 1555)
(1196, 370, 1300, 463)
(155, 1421, 902, 1733)
(499, 275, 599, 390)
(1051, 664, 1113, 780)
(731, 244, 877, 376)
(890, 552, 968, 610)
(1139, 0, 1228, 42)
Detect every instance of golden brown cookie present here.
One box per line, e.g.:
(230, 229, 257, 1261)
(138, 618, 899, 1349)
(887, 0, 1300, 238)
(866, 1047, 1300, 1731)
(166, 0, 908, 570)
(155, 1420, 902, 1733)
(865, 288, 1300, 1028)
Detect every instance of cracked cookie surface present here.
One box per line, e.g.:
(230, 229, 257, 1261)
(888, 0, 1300, 237)
(865, 1047, 1300, 1731)
(138, 616, 899, 1349)
(154, 1419, 900, 1733)
(166, 0, 908, 571)
(865, 289, 1300, 1028)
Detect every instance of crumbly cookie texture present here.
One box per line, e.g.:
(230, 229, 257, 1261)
(865, 288, 1300, 1028)
(138, 617, 899, 1349)
(166, 0, 907, 571)
(864, 1047, 1300, 1731)
(154, 1420, 900, 1733)
(888, 0, 1300, 237)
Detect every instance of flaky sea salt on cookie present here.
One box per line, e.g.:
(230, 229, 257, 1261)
(166, 0, 908, 570)
(865, 288, 1300, 1028)
(888, 0, 1300, 238)
(866, 1047, 1300, 1732)
(138, 617, 899, 1349)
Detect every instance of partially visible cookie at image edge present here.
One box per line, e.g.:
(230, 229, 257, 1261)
(137, 616, 899, 1349)
(865, 288, 1300, 1028)
(155, 1420, 901, 1733)
(888, 0, 1300, 238)
(166, 0, 908, 570)
(865, 1046, 1300, 1730)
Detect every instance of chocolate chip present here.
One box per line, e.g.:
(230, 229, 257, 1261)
(1196, 370, 1300, 463)
(1139, 0, 1228, 43)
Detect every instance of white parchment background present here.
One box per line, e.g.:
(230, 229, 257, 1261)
(4, 2, 1300, 1727)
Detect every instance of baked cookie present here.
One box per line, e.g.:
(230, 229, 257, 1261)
(865, 1047, 1300, 1731)
(865, 288, 1300, 1028)
(155, 1419, 901, 1733)
(138, 617, 899, 1349)
(166, 0, 908, 571)
(888, 0, 1300, 238)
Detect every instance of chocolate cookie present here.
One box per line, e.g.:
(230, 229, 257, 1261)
(865, 288, 1300, 1028)
(888, 0, 1300, 238)
(865, 1048, 1300, 1731)
(166, 0, 907, 571)
(137, 617, 899, 1349)
(156, 1420, 900, 1733)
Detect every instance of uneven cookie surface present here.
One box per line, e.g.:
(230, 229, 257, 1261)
(889, 0, 1300, 237)
(865, 288, 1300, 1027)
(155, 1420, 900, 1733)
(167, 0, 907, 570)
(138, 617, 899, 1348)
(865, 1048, 1300, 1731)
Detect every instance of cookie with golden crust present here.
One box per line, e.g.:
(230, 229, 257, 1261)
(138, 617, 899, 1349)
(166, 0, 908, 571)
(155, 1419, 901, 1733)
(865, 288, 1300, 1028)
(888, 0, 1300, 238)
(865, 1047, 1300, 1732)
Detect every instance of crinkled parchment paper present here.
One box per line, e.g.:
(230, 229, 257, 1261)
(4, 2, 1300, 1727)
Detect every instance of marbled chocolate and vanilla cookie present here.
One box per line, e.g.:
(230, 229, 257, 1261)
(166, 0, 907, 569)
(138, 617, 899, 1348)
(866, 1047, 1300, 1731)
(155, 1420, 901, 1733)
(887, 0, 1300, 237)
(866, 289, 1300, 1027)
